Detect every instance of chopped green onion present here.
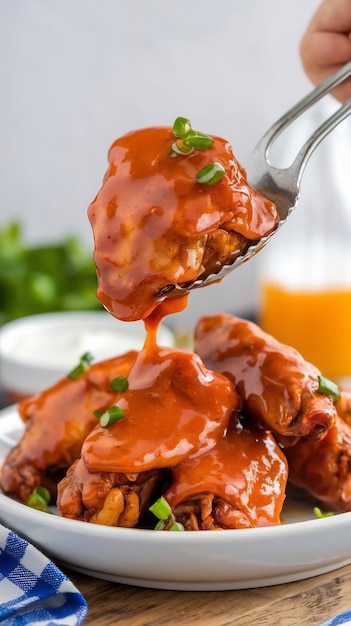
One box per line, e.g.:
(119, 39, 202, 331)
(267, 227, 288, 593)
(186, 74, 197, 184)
(313, 506, 334, 518)
(27, 486, 51, 513)
(154, 519, 167, 530)
(149, 496, 172, 520)
(172, 116, 192, 137)
(196, 162, 226, 186)
(170, 139, 193, 155)
(169, 521, 185, 531)
(98, 405, 125, 427)
(183, 132, 214, 151)
(317, 375, 340, 403)
(169, 117, 214, 157)
(68, 351, 94, 380)
(149, 496, 184, 531)
(154, 519, 184, 531)
(111, 376, 129, 392)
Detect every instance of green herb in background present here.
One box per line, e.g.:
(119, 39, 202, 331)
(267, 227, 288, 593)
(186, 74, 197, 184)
(0, 221, 102, 325)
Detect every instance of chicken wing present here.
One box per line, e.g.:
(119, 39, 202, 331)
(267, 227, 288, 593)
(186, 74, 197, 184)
(194, 313, 336, 441)
(0, 351, 137, 502)
(88, 123, 278, 321)
(164, 416, 288, 529)
(285, 415, 351, 512)
(58, 457, 164, 527)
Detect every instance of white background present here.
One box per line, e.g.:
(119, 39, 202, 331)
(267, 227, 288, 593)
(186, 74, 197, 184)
(1, 0, 350, 332)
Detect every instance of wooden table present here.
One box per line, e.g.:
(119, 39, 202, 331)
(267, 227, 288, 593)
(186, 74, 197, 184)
(65, 564, 351, 626)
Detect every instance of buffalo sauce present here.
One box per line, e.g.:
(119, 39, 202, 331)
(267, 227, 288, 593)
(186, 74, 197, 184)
(164, 417, 288, 528)
(81, 300, 239, 474)
(88, 126, 278, 321)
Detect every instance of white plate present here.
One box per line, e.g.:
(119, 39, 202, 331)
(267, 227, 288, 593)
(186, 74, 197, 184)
(1, 404, 351, 591)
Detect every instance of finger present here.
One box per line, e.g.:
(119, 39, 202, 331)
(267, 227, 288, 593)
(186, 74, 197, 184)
(307, 0, 351, 34)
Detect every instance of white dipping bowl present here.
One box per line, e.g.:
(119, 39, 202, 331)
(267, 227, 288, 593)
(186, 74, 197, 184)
(0, 311, 174, 400)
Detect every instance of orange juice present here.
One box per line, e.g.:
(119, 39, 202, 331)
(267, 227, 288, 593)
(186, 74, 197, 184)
(259, 281, 351, 380)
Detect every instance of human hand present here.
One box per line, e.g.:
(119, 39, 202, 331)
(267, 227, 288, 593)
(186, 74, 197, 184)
(300, 0, 351, 102)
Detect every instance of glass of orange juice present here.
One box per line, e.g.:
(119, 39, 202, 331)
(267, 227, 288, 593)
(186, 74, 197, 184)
(258, 236, 351, 385)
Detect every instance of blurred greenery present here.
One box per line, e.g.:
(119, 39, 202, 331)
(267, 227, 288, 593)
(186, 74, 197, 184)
(0, 221, 103, 325)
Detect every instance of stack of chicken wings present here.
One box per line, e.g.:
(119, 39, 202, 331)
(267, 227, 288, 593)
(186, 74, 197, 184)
(1, 119, 346, 529)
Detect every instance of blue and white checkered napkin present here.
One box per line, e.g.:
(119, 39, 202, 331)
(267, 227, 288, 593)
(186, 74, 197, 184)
(0, 524, 87, 625)
(320, 610, 351, 626)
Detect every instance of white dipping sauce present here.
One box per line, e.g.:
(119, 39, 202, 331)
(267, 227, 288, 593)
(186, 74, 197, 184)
(0, 311, 174, 395)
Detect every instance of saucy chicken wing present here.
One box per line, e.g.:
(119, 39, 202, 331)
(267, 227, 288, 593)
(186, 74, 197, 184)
(0, 351, 137, 502)
(194, 313, 336, 441)
(88, 122, 278, 321)
(335, 389, 351, 429)
(285, 415, 351, 512)
(164, 416, 288, 530)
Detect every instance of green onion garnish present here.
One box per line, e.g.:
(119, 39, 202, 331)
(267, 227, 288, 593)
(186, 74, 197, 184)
(94, 405, 125, 427)
(313, 506, 334, 518)
(149, 495, 172, 520)
(169, 117, 214, 156)
(169, 521, 184, 531)
(170, 139, 194, 155)
(27, 486, 51, 513)
(317, 375, 340, 403)
(67, 351, 94, 380)
(196, 162, 226, 186)
(172, 116, 192, 137)
(183, 132, 214, 151)
(111, 376, 129, 392)
(154, 519, 167, 530)
(149, 496, 184, 532)
(154, 519, 184, 531)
